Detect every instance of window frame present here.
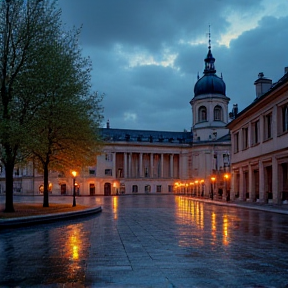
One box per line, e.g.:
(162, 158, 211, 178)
(264, 112, 272, 140)
(242, 126, 249, 150)
(198, 106, 207, 122)
(214, 105, 223, 121)
(234, 132, 239, 153)
(251, 120, 259, 145)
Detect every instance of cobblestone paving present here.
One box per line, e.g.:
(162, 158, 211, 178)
(1, 195, 288, 287)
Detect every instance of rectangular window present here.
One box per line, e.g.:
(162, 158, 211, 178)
(105, 153, 112, 161)
(242, 127, 248, 149)
(156, 185, 162, 192)
(252, 120, 259, 145)
(234, 132, 239, 153)
(89, 169, 95, 175)
(168, 185, 173, 192)
(282, 104, 288, 132)
(105, 169, 112, 176)
(264, 113, 272, 140)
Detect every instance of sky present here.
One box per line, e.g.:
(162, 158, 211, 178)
(58, 0, 288, 132)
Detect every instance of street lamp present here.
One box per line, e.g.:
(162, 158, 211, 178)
(72, 170, 77, 207)
(224, 173, 230, 201)
(211, 176, 216, 200)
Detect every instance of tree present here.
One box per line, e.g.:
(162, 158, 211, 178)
(25, 35, 103, 207)
(0, 0, 64, 212)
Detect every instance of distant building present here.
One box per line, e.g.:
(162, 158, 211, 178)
(227, 68, 288, 204)
(0, 41, 232, 200)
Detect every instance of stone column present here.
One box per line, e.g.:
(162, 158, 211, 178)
(259, 160, 265, 203)
(112, 152, 116, 178)
(124, 152, 127, 178)
(248, 164, 253, 201)
(272, 156, 279, 204)
(239, 167, 244, 201)
(170, 154, 174, 178)
(139, 153, 143, 178)
(230, 170, 235, 201)
(128, 153, 132, 178)
(161, 154, 164, 178)
(150, 153, 153, 178)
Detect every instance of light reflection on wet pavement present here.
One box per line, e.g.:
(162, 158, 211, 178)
(1, 195, 288, 287)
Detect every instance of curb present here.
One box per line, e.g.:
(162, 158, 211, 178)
(186, 196, 288, 215)
(0, 206, 102, 230)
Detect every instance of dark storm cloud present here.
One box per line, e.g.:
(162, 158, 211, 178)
(57, 0, 288, 131)
(59, 0, 262, 50)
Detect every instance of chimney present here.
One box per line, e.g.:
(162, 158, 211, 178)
(233, 104, 238, 116)
(229, 104, 238, 119)
(254, 72, 272, 98)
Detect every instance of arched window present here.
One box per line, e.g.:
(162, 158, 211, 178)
(198, 106, 207, 122)
(214, 105, 223, 121)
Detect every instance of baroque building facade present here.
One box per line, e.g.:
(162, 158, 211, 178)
(0, 42, 232, 199)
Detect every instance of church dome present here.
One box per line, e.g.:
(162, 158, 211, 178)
(194, 74, 226, 96)
(194, 42, 226, 97)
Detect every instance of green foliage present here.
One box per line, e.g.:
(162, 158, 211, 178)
(0, 0, 104, 210)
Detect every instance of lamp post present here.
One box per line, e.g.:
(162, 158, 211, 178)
(211, 177, 216, 200)
(72, 171, 77, 207)
(224, 173, 230, 201)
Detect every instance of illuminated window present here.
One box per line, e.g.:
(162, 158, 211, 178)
(198, 106, 207, 122)
(214, 105, 223, 121)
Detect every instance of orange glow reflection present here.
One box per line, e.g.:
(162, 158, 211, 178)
(223, 215, 229, 246)
(175, 197, 205, 247)
(67, 225, 81, 261)
(113, 196, 118, 219)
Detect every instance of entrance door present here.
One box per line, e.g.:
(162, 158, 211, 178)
(104, 183, 111, 196)
(61, 184, 66, 195)
(90, 183, 95, 196)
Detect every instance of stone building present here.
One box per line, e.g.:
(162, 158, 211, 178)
(0, 42, 232, 198)
(227, 68, 288, 204)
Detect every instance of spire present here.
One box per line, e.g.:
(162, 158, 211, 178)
(204, 25, 216, 75)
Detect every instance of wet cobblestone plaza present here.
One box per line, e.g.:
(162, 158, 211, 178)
(1, 195, 288, 287)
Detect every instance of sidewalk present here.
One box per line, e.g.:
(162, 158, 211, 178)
(186, 196, 288, 215)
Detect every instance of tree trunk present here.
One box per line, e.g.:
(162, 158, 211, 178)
(4, 161, 15, 212)
(43, 163, 49, 207)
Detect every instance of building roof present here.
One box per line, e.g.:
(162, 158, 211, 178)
(100, 128, 193, 145)
(227, 69, 288, 129)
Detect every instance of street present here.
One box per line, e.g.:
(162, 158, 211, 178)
(0, 195, 288, 287)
